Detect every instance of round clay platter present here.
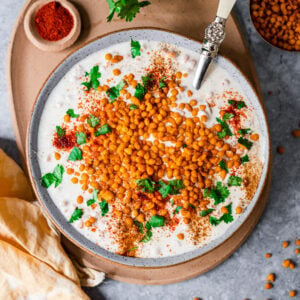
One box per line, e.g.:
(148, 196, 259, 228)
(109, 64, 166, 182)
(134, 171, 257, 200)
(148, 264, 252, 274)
(27, 28, 271, 269)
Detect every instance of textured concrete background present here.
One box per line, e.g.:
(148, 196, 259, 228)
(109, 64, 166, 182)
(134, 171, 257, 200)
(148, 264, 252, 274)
(0, 1, 299, 299)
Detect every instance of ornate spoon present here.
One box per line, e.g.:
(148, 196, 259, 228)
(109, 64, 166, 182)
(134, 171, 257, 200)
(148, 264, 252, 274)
(193, 0, 237, 90)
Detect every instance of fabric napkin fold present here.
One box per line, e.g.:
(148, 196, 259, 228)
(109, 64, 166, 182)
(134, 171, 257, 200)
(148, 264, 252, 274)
(0, 149, 103, 299)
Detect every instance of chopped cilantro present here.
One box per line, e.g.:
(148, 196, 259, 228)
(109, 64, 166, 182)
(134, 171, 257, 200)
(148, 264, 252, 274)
(106, 0, 151, 22)
(131, 39, 141, 58)
(203, 182, 229, 205)
(216, 117, 233, 138)
(56, 126, 66, 137)
(41, 164, 64, 188)
(95, 124, 112, 136)
(68, 147, 82, 161)
(134, 83, 146, 100)
(139, 230, 152, 243)
(66, 109, 79, 118)
(76, 132, 86, 145)
(81, 66, 101, 91)
(238, 137, 253, 150)
(86, 199, 95, 206)
(106, 80, 125, 102)
(173, 206, 182, 214)
(145, 221, 152, 230)
(87, 115, 100, 128)
(142, 73, 153, 88)
(128, 246, 138, 251)
(170, 199, 174, 206)
(219, 159, 228, 173)
(87, 189, 98, 206)
(158, 180, 184, 199)
(228, 99, 247, 109)
(223, 113, 235, 121)
(149, 215, 165, 227)
(130, 104, 139, 110)
(209, 203, 233, 226)
(182, 144, 187, 148)
(188, 203, 196, 209)
(99, 199, 109, 216)
(241, 155, 249, 164)
(228, 175, 242, 187)
(133, 220, 144, 233)
(69, 207, 83, 223)
(136, 178, 155, 193)
(200, 208, 215, 217)
(159, 76, 167, 88)
(238, 128, 252, 136)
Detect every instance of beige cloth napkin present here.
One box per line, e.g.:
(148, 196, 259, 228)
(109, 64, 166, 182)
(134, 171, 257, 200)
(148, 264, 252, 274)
(0, 149, 104, 299)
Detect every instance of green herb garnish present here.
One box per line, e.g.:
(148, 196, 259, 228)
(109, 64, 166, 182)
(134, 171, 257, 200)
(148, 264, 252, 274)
(219, 159, 228, 173)
(76, 132, 86, 145)
(173, 206, 182, 214)
(216, 117, 233, 139)
(99, 199, 109, 216)
(129, 104, 139, 110)
(106, 0, 151, 22)
(139, 230, 152, 243)
(106, 80, 125, 102)
(159, 76, 167, 88)
(82, 66, 101, 91)
(142, 73, 154, 88)
(228, 175, 242, 187)
(56, 126, 66, 137)
(69, 207, 83, 223)
(128, 246, 138, 251)
(223, 113, 235, 121)
(134, 83, 146, 100)
(228, 100, 247, 109)
(41, 164, 64, 188)
(133, 220, 144, 233)
(131, 39, 141, 58)
(209, 203, 233, 226)
(87, 189, 98, 206)
(158, 180, 184, 199)
(188, 203, 196, 209)
(95, 124, 112, 136)
(149, 215, 165, 227)
(87, 115, 100, 128)
(182, 144, 187, 148)
(200, 208, 215, 217)
(68, 147, 82, 161)
(136, 178, 155, 193)
(238, 128, 252, 136)
(66, 109, 79, 118)
(241, 155, 249, 164)
(203, 182, 229, 205)
(238, 137, 253, 150)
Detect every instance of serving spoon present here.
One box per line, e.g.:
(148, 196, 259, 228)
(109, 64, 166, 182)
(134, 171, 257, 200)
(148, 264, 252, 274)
(193, 0, 237, 90)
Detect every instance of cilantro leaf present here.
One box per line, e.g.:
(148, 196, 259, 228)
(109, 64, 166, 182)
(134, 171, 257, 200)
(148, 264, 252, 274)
(228, 99, 247, 109)
(41, 164, 64, 188)
(133, 220, 144, 233)
(87, 199, 96, 206)
(128, 246, 138, 251)
(238, 137, 253, 150)
(139, 230, 152, 243)
(106, 80, 125, 102)
(182, 144, 187, 148)
(95, 124, 112, 136)
(69, 207, 83, 223)
(228, 175, 242, 187)
(241, 155, 249, 164)
(216, 118, 233, 138)
(82, 66, 101, 91)
(223, 113, 235, 121)
(145, 221, 152, 230)
(134, 83, 146, 100)
(66, 109, 79, 118)
(209, 203, 233, 226)
(99, 200, 109, 216)
(68, 147, 82, 161)
(87, 189, 98, 206)
(56, 126, 66, 137)
(204, 182, 229, 205)
(142, 73, 153, 88)
(129, 104, 139, 110)
(173, 206, 182, 214)
(76, 132, 86, 145)
(149, 215, 165, 227)
(200, 208, 215, 217)
(158, 180, 184, 199)
(136, 178, 155, 193)
(219, 159, 228, 173)
(87, 115, 100, 128)
(238, 128, 252, 136)
(188, 203, 196, 209)
(131, 39, 141, 58)
(159, 76, 166, 88)
(209, 216, 221, 226)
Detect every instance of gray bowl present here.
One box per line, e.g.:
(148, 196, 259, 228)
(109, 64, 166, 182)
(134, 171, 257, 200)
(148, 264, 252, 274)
(27, 28, 270, 268)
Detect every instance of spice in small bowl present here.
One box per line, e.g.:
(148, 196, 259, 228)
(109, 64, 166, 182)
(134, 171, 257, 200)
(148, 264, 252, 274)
(24, 0, 81, 52)
(250, 0, 300, 51)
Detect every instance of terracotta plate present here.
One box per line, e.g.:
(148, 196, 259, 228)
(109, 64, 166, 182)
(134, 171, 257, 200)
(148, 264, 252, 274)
(27, 28, 270, 268)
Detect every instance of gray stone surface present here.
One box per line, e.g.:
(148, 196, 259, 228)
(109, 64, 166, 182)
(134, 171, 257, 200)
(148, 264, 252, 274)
(0, 1, 299, 299)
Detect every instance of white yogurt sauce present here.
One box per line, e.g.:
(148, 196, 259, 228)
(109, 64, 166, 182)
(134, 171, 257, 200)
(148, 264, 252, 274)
(37, 40, 264, 258)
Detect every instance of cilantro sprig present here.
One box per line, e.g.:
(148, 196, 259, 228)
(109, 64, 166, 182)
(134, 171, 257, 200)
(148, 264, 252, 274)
(216, 117, 233, 139)
(204, 182, 229, 205)
(68, 147, 82, 161)
(66, 109, 79, 118)
(209, 203, 234, 226)
(200, 208, 215, 217)
(131, 39, 141, 58)
(106, 80, 125, 102)
(238, 128, 252, 136)
(82, 66, 101, 91)
(87, 115, 100, 128)
(134, 83, 146, 100)
(228, 100, 247, 109)
(173, 206, 182, 215)
(158, 180, 184, 199)
(99, 199, 109, 216)
(129, 104, 139, 110)
(56, 126, 66, 137)
(69, 207, 83, 223)
(41, 164, 64, 188)
(241, 155, 249, 164)
(76, 132, 86, 145)
(95, 124, 112, 136)
(219, 160, 228, 173)
(136, 178, 155, 193)
(228, 175, 242, 187)
(134, 220, 144, 233)
(159, 76, 167, 88)
(238, 137, 253, 150)
(106, 0, 151, 22)
(87, 189, 98, 206)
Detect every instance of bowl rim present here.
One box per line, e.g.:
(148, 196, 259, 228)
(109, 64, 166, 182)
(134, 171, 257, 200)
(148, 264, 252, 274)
(23, 0, 81, 52)
(26, 27, 271, 268)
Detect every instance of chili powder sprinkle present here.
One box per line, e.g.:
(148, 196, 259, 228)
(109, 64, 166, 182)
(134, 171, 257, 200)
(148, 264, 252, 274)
(35, 1, 74, 41)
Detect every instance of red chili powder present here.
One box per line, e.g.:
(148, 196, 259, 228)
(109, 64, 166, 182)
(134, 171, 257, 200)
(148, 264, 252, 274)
(53, 132, 76, 150)
(35, 1, 74, 41)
